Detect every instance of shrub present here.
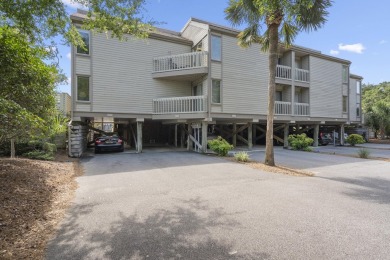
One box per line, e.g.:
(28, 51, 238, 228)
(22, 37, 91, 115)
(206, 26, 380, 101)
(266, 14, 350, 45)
(208, 136, 233, 156)
(357, 148, 370, 159)
(43, 142, 57, 154)
(234, 151, 250, 162)
(288, 133, 314, 151)
(346, 134, 365, 146)
(22, 150, 54, 161)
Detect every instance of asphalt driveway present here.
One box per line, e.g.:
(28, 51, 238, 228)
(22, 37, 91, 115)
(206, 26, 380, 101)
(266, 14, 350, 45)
(46, 149, 390, 259)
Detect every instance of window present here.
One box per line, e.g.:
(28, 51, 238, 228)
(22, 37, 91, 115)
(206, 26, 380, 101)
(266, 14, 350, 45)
(342, 65, 348, 83)
(356, 107, 360, 117)
(342, 96, 348, 113)
(211, 35, 221, 61)
(276, 91, 283, 101)
(76, 30, 90, 55)
(356, 81, 361, 94)
(212, 80, 221, 104)
(77, 76, 90, 101)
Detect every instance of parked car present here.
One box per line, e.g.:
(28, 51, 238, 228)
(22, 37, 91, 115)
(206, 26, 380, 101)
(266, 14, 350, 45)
(95, 133, 124, 153)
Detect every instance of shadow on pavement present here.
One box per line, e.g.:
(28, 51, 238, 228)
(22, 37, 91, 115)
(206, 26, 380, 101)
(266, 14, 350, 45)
(321, 177, 390, 204)
(46, 197, 270, 260)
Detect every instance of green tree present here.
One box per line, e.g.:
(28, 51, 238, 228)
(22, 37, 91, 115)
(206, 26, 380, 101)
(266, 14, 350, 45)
(0, 0, 154, 47)
(362, 82, 390, 139)
(225, 0, 332, 166)
(0, 27, 58, 157)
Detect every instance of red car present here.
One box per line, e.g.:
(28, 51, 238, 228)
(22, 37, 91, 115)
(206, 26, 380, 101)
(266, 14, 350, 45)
(95, 133, 124, 153)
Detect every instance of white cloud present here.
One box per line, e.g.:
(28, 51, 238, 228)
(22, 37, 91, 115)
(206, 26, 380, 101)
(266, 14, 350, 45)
(66, 52, 71, 60)
(330, 50, 339, 55)
(379, 40, 387, 44)
(61, 0, 84, 9)
(338, 43, 365, 54)
(67, 77, 71, 85)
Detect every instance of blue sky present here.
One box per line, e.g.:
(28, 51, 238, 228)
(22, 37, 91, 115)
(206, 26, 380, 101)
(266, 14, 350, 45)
(57, 0, 390, 94)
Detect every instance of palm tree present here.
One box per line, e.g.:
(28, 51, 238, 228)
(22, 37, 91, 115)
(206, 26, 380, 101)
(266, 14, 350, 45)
(225, 0, 332, 166)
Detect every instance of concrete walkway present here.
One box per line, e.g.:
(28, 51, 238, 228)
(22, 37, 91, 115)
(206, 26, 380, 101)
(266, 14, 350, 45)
(46, 150, 390, 259)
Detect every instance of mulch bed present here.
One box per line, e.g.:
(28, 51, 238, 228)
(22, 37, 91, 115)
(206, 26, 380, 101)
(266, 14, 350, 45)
(0, 152, 81, 259)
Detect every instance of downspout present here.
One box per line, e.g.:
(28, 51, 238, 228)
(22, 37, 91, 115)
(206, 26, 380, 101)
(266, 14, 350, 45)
(207, 28, 212, 121)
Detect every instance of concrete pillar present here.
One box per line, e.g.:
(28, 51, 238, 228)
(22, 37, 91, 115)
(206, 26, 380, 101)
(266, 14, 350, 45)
(180, 124, 185, 148)
(232, 123, 237, 147)
(313, 124, 319, 147)
(201, 121, 208, 153)
(284, 123, 289, 148)
(174, 124, 178, 147)
(291, 51, 296, 115)
(248, 123, 253, 149)
(187, 124, 193, 151)
(340, 124, 345, 146)
(136, 121, 143, 153)
(252, 124, 257, 145)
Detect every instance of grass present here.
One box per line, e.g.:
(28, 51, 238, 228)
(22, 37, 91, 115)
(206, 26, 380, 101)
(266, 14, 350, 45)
(234, 151, 250, 162)
(357, 148, 370, 159)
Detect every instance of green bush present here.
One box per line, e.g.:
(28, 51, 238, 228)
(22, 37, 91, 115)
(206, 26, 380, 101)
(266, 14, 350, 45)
(208, 136, 233, 156)
(357, 148, 370, 159)
(234, 151, 250, 162)
(288, 133, 314, 151)
(346, 134, 365, 146)
(22, 150, 54, 161)
(43, 142, 57, 154)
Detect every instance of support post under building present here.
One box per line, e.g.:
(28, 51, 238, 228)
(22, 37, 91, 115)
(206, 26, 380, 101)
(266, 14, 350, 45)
(313, 124, 319, 147)
(284, 123, 289, 149)
(136, 121, 143, 153)
(201, 121, 208, 153)
(248, 123, 253, 149)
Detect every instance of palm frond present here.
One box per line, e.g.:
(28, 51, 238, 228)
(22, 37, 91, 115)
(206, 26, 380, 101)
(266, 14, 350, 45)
(297, 0, 332, 31)
(279, 22, 298, 47)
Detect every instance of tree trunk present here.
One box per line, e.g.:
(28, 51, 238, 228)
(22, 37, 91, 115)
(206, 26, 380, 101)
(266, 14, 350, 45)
(10, 138, 15, 158)
(264, 23, 279, 166)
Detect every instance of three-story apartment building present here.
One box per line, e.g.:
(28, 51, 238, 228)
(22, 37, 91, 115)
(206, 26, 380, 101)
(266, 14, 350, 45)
(69, 9, 363, 157)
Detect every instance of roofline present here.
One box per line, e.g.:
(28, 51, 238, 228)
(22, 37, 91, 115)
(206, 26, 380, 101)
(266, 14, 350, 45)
(70, 13, 192, 46)
(350, 74, 363, 80)
(187, 17, 352, 64)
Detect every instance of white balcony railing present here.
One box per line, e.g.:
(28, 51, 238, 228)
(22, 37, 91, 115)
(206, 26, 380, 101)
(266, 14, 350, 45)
(276, 65, 292, 80)
(295, 68, 310, 82)
(276, 65, 310, 83)
(153, 52, 208, 73)
(153, 96, 207, 114)
(295, 103, 310, 116)
(275, 101, 292, 115)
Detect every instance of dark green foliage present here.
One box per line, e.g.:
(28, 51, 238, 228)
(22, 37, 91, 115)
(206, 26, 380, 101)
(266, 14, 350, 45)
(22, 151, 54, 161)
(288, 133, 313, 151)
(208, 136, 234, 156)
(346, 134, 365, 146)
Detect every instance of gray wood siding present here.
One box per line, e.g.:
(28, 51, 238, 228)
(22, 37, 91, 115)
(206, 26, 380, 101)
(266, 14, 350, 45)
(181, 21, 208, 48)
(211, 62, 222, 79)
(221, 35, 268, 114)
(75, 103, 91, 111)
(310, 56, 343, 118)
(91, 34, 191, 114)
(75, 55, 91, 75)
(281, 51, 292, 66)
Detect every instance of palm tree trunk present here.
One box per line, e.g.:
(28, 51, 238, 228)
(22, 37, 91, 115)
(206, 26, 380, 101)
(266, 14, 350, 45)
(265, 23, 279, 166)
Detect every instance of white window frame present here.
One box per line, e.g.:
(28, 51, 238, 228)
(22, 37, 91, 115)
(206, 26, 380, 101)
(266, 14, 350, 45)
(211, 35, 222, 61)
(76, 75, 90, 102)
(342, 95, 348, 113)
(356, 81, 361, 94)
(342, 65, 348, 83)
(212, 79, 221, 104)
(76, 29, 90, 55)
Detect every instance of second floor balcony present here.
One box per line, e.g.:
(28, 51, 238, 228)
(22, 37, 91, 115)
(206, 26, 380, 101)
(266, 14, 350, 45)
(153, 95, 207, 115)
(152, 52, 208, 81)
(276, 65, 310, 83)
(275, 101, 310, 116)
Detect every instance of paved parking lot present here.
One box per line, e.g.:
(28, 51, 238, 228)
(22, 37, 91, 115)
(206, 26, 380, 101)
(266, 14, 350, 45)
(46, 148, 390, 259)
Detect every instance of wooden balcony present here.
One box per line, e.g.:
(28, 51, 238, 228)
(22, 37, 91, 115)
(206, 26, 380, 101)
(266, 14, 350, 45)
(276, 65, 310, 84)
(152, 52, 208, 81)
(275, 101, 309, 116)
(153, 96, 207, 115)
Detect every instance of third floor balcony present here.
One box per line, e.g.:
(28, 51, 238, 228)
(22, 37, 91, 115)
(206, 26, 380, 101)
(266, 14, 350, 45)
(152, 51, 208, 81)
